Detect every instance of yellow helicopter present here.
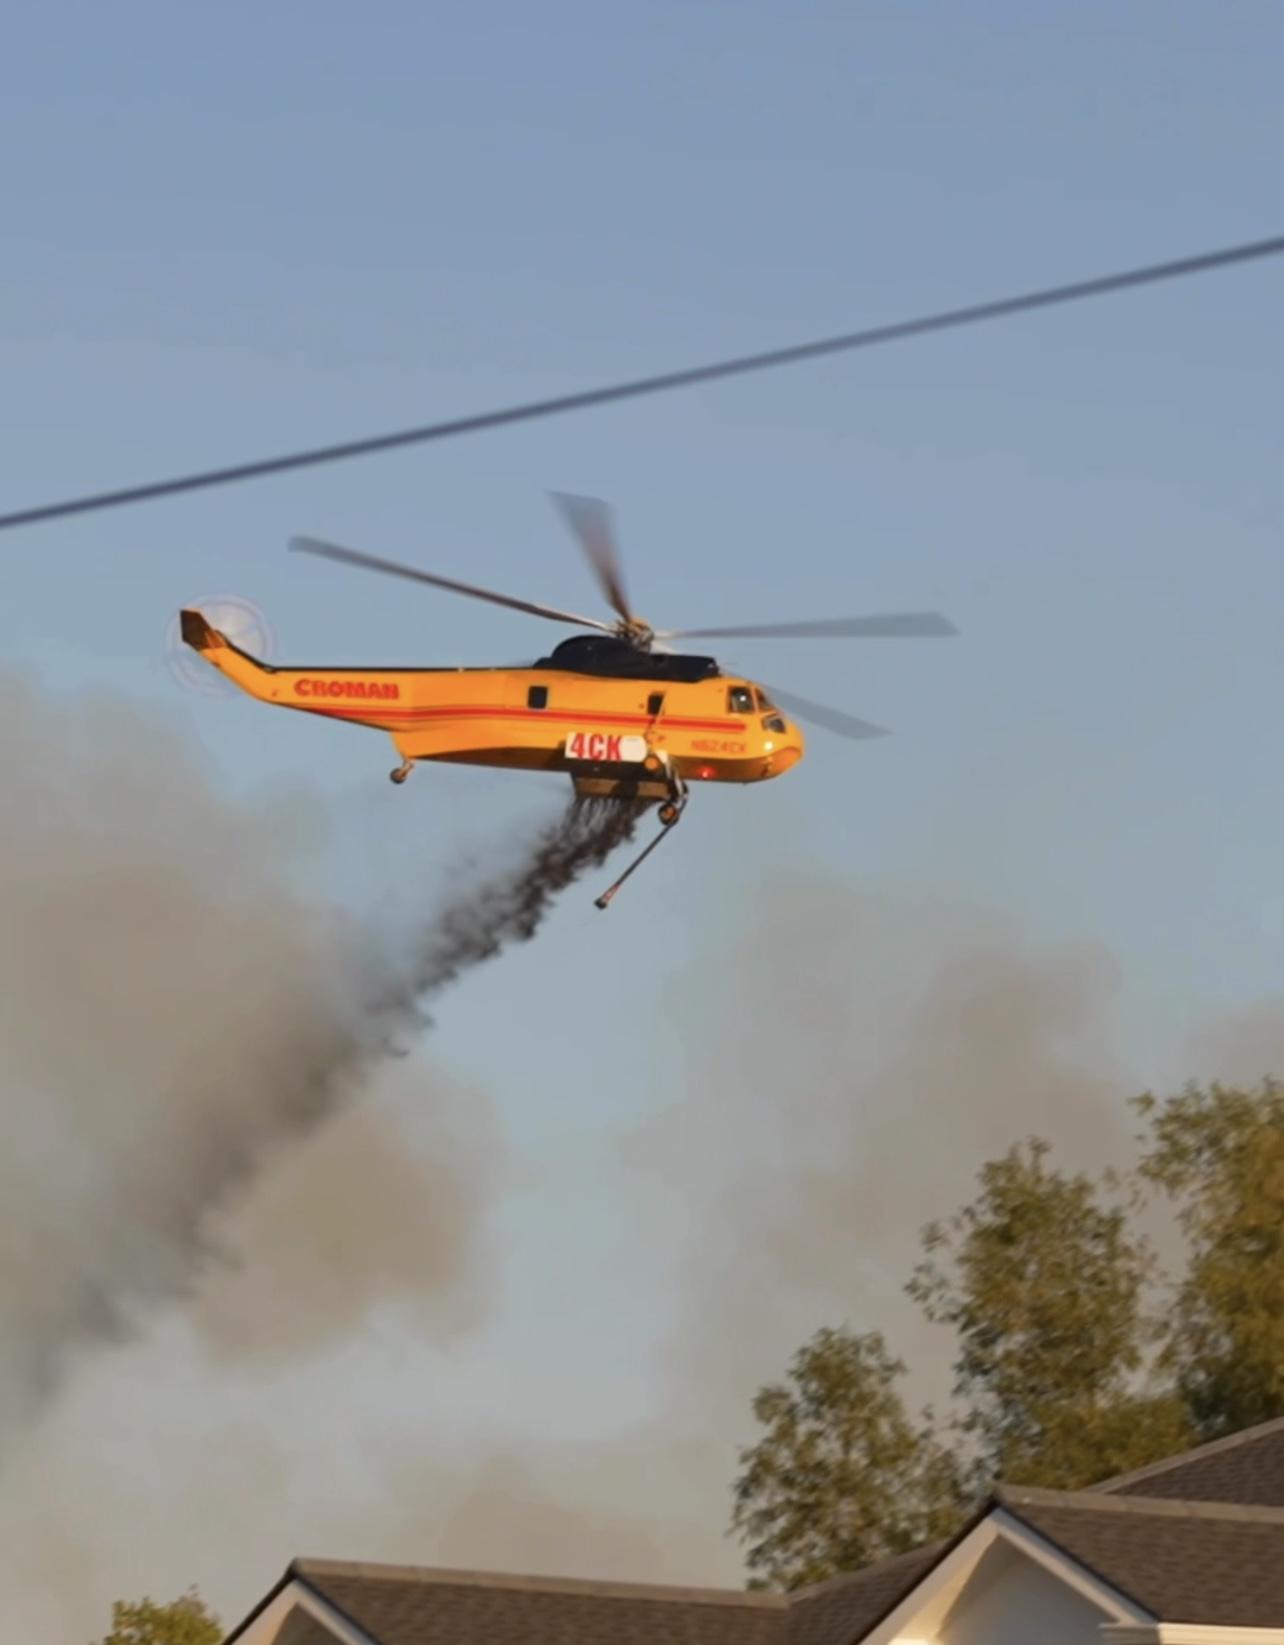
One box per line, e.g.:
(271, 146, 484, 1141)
(181, 494, 956, 905)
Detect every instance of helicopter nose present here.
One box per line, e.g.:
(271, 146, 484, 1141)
(762, 719, 804, 776)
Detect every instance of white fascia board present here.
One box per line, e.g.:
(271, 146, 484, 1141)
(862, 1506, 1153, 1645)
(231, 1578, 380, 1645)
(1105, 1629, 1284, 1644)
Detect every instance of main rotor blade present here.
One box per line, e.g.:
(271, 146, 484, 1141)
(289, 535, 615, 633)
(662, 612, 957, 641)
(763, 684, 890, 741)
(550, 492, 633, 624)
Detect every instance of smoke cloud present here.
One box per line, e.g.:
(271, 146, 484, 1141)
(626, 869, 1136, 1421)
(1183, 995, 1284, 1090)
(0, 667, 642, 1440)
(189, 1067, 504, 1362)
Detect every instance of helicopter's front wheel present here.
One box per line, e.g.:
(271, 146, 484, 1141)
(390, 761, 413, 785)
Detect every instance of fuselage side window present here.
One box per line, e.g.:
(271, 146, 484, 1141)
(528, 685, 549, 709)
(727, 685, 754, 714)
(647, 692, 665, 717)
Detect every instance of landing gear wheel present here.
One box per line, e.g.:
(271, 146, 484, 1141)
(658, 801, 679, 827)
(390, 761, 413, 785)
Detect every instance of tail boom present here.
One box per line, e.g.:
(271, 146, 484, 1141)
(179, 607, 417, 730)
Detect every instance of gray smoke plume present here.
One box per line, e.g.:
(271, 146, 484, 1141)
(625, 868, 1136, 1423)
(398, 797, 646, 1001)
(189, 1073, 504, 1362)
(0, 667, 642, 1439)
(188, 798, 648, 1364)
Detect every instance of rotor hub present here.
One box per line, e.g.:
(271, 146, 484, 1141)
(616, 615, 655, 650)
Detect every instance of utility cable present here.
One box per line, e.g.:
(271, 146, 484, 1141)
(2, 232, 1281, 534)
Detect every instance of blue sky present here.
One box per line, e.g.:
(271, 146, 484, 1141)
(2, 1, 1284, 1635)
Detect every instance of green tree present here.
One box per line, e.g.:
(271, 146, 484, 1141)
(730, 1326, 966, 1589)
(1137, 1080, 1284, 1438)
(907, 1138, 1192, 1490)
(93, 1589, 222, 1645)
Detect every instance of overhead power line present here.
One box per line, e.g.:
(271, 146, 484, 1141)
(2, 232, 1281, 535)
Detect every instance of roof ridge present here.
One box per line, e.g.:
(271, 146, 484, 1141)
(292, 1558, 787, 1610)
(1000, 1483, 1284, 1526)
(1090, 1415, 1284, 1494)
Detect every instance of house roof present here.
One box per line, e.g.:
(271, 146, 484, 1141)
(230, 1421, 1284, 1645)
(1092, 1412, 1284, 1506)
(291, 1560, 786, 1645)
(782, 1544, 947, 1645)
(270, 1549, 953, 1645)
(1000, 1483, 1284, 1628)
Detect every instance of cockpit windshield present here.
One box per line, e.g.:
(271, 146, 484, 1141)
(727, 685, 755, 714)
(754, 687, 775, 710)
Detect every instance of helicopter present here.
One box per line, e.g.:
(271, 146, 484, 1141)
(180, 493, 956, 907)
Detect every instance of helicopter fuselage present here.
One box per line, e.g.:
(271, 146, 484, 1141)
(181, 613, 805, 799)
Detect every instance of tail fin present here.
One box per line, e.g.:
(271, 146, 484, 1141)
(177, 606, 277, 702)
(180, 608, 220, 654)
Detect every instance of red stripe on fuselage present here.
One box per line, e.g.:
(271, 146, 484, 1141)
(286, 701, 748, 732)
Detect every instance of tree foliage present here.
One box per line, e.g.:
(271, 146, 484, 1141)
(732, 1108, 1264, 1589)
(93, 1590, 222, 1645)
(730, 1326, 966, 1590)
(1137, 1080, 1284, 1438)
(907, 1137, 1192, 1489)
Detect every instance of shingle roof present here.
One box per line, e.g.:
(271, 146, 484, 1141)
(1092, 1413, 1284, 1506)
(292, 1561, 786, 1645)
(266, 1550, 953, 1645)
(783, 1544, 947, 1645)
(1001, 1484, 1284, 1627)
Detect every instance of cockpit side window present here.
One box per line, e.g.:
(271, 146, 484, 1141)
(727, 685, 755, 714)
